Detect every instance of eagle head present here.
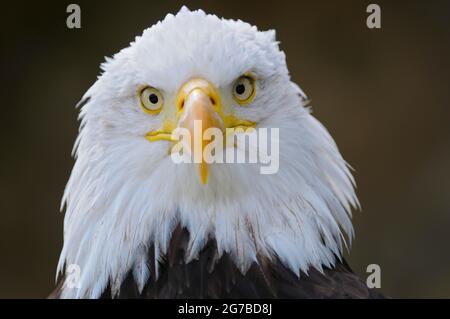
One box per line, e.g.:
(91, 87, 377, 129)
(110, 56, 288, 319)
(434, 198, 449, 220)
(57, 7, 359, 298)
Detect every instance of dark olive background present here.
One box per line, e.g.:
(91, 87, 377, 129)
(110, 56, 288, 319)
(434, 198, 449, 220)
(1, 0, 449, 298)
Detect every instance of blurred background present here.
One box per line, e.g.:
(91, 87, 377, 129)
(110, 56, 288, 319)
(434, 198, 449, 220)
(1, 0, 449, 298)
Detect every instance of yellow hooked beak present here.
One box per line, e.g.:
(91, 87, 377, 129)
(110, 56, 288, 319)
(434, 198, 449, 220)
(145, 78, 255, 184)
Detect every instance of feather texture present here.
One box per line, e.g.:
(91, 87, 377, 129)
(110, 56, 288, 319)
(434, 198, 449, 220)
(52, 226, 383, 298)
(55, 7, 360, 298)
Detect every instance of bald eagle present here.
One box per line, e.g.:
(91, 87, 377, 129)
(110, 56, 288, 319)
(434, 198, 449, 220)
(51, 7, 383, 299)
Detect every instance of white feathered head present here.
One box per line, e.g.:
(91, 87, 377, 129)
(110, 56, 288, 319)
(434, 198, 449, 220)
(58, 7, 359, 298)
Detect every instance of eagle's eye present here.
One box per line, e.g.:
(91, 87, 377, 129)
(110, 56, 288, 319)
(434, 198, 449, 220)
(139, 86, 164, 114)
(232, 75, 256, 105)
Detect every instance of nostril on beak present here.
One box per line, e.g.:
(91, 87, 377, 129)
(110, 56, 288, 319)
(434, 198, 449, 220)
(210, 97, 216, 105)
(178, 99, 185, 111)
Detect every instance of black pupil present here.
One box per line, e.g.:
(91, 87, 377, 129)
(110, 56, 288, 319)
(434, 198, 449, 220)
(149, 93, 158, 104)
(235, 83, 246, 95)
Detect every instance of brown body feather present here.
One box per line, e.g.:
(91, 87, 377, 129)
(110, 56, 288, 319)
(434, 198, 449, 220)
(51, 225, 384, 299)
